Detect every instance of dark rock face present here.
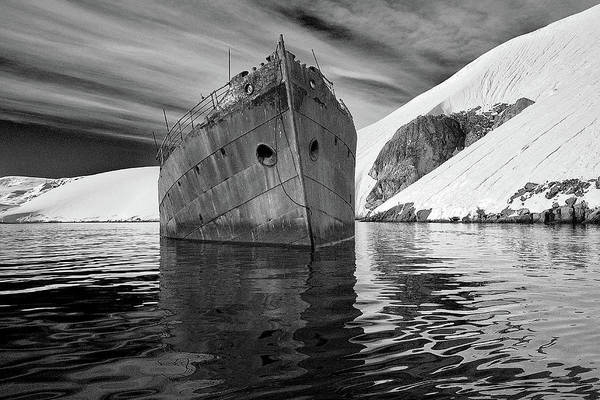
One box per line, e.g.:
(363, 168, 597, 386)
(491, 98, 535, 129)
(365, 115, 464, 210)
(365, 98, 535, 210)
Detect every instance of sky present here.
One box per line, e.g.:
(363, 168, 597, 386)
(1, 0, 599, 177)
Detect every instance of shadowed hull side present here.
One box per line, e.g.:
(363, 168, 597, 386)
(287, 59, 356, 247)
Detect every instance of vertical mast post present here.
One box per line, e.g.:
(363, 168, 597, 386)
(163, 109, 169, 132)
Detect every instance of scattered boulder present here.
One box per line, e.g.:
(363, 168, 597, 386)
(542, 209, 555, 224)
(585, 208, 600, 223)
(516, 213, 533, 223)
(524, 182, 538, 191)
(546, 185, 560, 199)
(416, 209, 432, 222)
(397, 203, 417, 222)
(554, 206, 574, 223)
(509, 178, 593, 206)
(485, 213, 499, 222)
(475, 208, 487, 221)
(508, 187, 528, 203)
(574, 202, 588, 222)
(565, 197, 577, 206)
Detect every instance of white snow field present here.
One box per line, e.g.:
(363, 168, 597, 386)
(0, 167, 159, 223)
(356, 5, 600, 219)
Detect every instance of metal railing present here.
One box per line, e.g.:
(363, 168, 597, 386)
(157, 82, 232, 163)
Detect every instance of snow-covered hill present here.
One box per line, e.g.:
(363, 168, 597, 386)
(356, 5, 600, 220)
(0, 167, 159, 223)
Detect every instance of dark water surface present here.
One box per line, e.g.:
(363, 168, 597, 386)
(1, 223, 600, 399)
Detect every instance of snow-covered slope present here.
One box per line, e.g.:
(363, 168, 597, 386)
(356, 5, 600, 219)
(0, 167, 159, 222)
(0, 176, 53, 212)
(0, 176, 77, 213)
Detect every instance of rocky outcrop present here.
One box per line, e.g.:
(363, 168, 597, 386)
(492, 98, 535, 129)
(453, 103, 508, 146)
(363, 203, 417, 222)
(365, 115, 464, 209)
(506, 178, 594, 205)
(365, 98, 535, 210)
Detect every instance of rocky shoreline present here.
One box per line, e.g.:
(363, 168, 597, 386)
(362, 203, 600, 224)
(363, 177, 600, 225)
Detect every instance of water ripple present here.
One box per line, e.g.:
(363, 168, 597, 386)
(1, 222, 600, 398)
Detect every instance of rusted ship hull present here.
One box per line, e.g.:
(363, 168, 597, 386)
(158, 37, 356, 248)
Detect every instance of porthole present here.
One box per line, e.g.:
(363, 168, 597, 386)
(195, 165, 200, 173)
(256, 143, 277, 167)
(220, 147, 226, 156)
(309, 139, 319, 161)
(245, 83, 254, 95)
(334, 137, 338, 145)
(309, 79, 316, 89)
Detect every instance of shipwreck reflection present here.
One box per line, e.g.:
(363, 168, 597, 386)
(159, 239, 364, 398)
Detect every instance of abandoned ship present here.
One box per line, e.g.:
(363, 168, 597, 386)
(157, 36, 357, 248)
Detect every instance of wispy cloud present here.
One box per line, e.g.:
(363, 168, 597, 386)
(1, 0, 598, 145)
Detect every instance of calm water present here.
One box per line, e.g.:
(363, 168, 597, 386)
(1, 223, 600, 399)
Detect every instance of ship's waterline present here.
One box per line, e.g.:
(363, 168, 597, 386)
(158, 36, 357, 248)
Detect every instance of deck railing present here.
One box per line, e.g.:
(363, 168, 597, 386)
(157, 82, 231, 163)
